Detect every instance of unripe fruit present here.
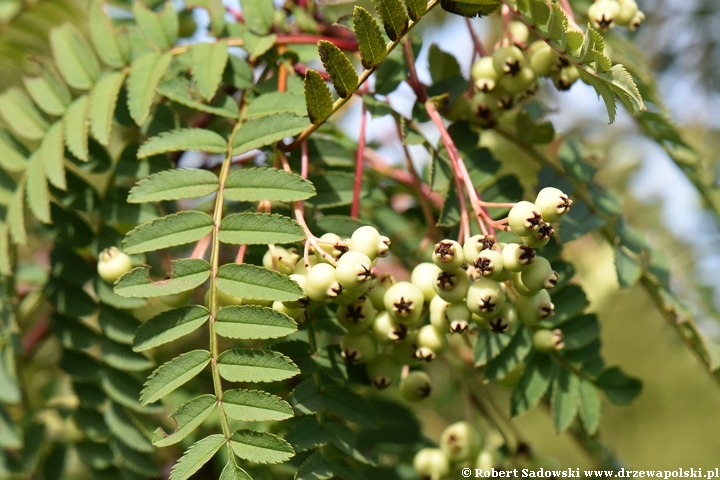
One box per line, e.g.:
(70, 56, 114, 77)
(272, 300, 304, 321)
(440, 421, 484, 462)
(415, 325, 448, 361)
(471, 57, 500, 92)
(470, 92, 499, 127)
(516, 289, 555, 326)
(508, 201, 543, 237)
(340, 332, 377, 364)
(263, 246, 299, 275)
(463, 235, 496, 262)
(588, 0, 621, 30)
(244, 298, 273, 307)
(335, 251, 373, 290)
(369, 273, 395, 310)
(348, 225, 381, 260)
(520, 256, 559, 291)
(283, 273, 309, 309)
(501, 67, 535, 94)
(336, 297, 376, 333)
(501, 243, 535, 272)
(429, 295, 450, 332)
(315, 232, 347, 262)
(205, 289, 244, 307)
(413, 448, 450, 480)
(533, 328, 565, 352)
(535, 187, 573, 222)
(392, 331, 422, 366)
(333, 283, 369, 306)
(473, 249, 504, 279)
(512, 272, 534, 296)
(292, 254, 318, 275)
(476, 449, 501, 472)
(466, 278, 505, 318)
(177, 10, 197, 38)
(443, 95, 472, 122)
(97, 247, 133, 284)
(521, 222, 554, 248)
(384, 281, 424, 323)
(553, 65, 580, 91)
(615, 0, 638, 25)
(433, 268, 470, 303)
(366, 354, 402, 389)
(432, 240, 465, 272)
(305, 263, 341, 302)
(371, 310, 408, 345)
(492, 46, 525, 76)
(508, 21, 529, 46)
(446, 301, 472, 334)
(487, 303, 518, 334)
(399, 370, 432, 401)
(377, 236, 391, 258)
(528, 41, 559, 76)
(160, 290, 192, 308)
(629, 10, 645, 31)
(411, 262, 442, 303)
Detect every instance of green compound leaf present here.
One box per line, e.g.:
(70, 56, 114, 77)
(484, 326, 533, 381)
(104, 402, 153, 453)
(153, 395, 217, 447)
(49, 23, 100, 91)
(220, 462, 253, 480)
(371, 0, 408, 40)
(133, 0, 178, 51)
(216, 306, 298, 340)
(0, 87, 49, 141)
(127, 51, 173, 126)
(217, 348, 300, 383)
(157, 77, 239, 118)
(89, 0, 127, 68)
(128, 168, 219, 203)
(304, 69, 333, 125)
(246, 92, 307, 119)
(99, 305, 141, 345)
(89, 71, 127, 146)
(219, 212, 305, 245)
(216, 263, 304, 302)
(530, 0, 551, 24)
(404, 0, 427, 21)
(63, 95, 90, 161)
(579, 378, 601, 435)
(123, 211, 214, 254)
(169, 434, 225, 480)
(186, 0, 227, 35)
(440, 0, 500, 18)
(23, 70, 71, 116)
(231, 113, 310, 155)
(224, 167, 315, 202)
(191, 41, 229, 101)
(112, 439, 161, 476)
(0, 130, 28, 172)
(102, 368, 164, 414)
(317, 40, 358, 99)
(305, 171, 366, 208)
(223, 389, 294, 422)
(602, 64, 645, 113)
(139, 128, 228, 158)
(140, 350, 211, 405)
(26, 152, 51, 224)
(100, 338, 155, 372)
(134, 305, 210, 352)
(558, 314, 600, 350)
(114, 258, 211, 298)
(511, 352, 556, 417)
(230, 430, 295, 464)
(353, 7, 387, 70)
(240, 0, 275, 34)
(286, 417, 332, 452)
(593, 366, 642, 405)
(552, 367, 580, 432)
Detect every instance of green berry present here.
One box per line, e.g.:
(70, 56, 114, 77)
(160, 290, 192, 308)
(487, 303, 518, 334)
(429, 295, 450, 332)
(501, 243, 536, 272)
(337, 297, 376, 333)
(588, 0, 621, 30)
(516, 289, 555, 326)
(305, 263, 341, 302)
(508, 20, 529, 46)
(244, 298, 273, 307)
(433, 268, 470, 303)
(520, 256, 559, 291)
(315, 232, 347, 262)
(411, 262, 442, 303)
(615, 0, 638, 25)
(371, 310, 408, 345)
(476, 449, 501, 472)
(335, 251, 373, 291)
(349, 226, 381, 260)
(97, 247, 133, 283)
(473, 249, 504, 279)
(508, 201, 543, 237)
(263, 246, 299, 275)
(433, 239, 465, 272)
(528, 41, 559, 76)
(333, 283, 369, 306)
(535, 187, 573, 222)
(466, 278, 505, 318)
(292, 254, 318, 275)
(340, 331, 377, 364)
(369, 273, 395, 310)
(533, 328, 564, 352)
(366, 353, 402, 389)
(512, 272, 534, 296)
(440, 421, 484, 462)
(492, 46, 525, 76)
(463, 235, 496, 261)
(501, 67, 535, 94)
(283, 273, 309, 309)
(400, 370, 432, 401)
(552, 65, 580, 91)
(384, 281, 425, 323)
(177, 10, 197, 38)
(521, 222, 554, 248)
(272, 300, 304, 321)
(413, 448, 450, 480)
(629, 10, 645, 31)
(205, 289, 244, 308)
(415, 325, 448, 361)
(392, 331, 422, 366)
(471, 57, 500, 92)
(446, 302, 472, 334)
(377, 235, 391, 258)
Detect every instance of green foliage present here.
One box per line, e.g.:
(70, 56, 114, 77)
(317, 40, 359, 99)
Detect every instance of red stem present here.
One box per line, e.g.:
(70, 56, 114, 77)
(278, 34, 358, 52)
(351, 103, 367, 218)
(466, 18, 487, 57)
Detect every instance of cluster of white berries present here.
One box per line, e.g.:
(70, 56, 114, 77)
(588, 0, 645, 32)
